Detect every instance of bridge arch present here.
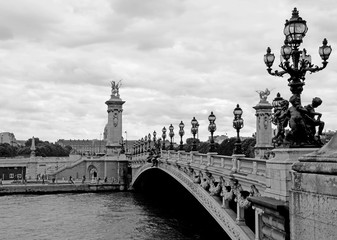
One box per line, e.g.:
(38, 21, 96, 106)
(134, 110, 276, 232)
(132, 163, 251, 240)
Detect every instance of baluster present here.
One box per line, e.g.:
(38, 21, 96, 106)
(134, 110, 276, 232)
(252, 206, 264, 240)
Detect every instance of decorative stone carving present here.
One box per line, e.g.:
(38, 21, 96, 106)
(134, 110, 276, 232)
(113, 111, 118, 127)
(200, 172, 210, 191)
(209, 177, 222, 196)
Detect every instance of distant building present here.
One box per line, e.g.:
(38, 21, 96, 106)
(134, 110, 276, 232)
(56, 139, 106, 155)
(0, 132, 17, 146)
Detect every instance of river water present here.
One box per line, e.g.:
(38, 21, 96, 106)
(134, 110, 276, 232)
(0, 191, 229, 240)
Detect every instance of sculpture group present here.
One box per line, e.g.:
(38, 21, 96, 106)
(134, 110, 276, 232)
(272, 94, 324, 147)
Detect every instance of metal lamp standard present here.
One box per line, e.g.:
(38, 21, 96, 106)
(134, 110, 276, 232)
(157, 138, 161, 152)
(264, 8, 332, 146)
(144, 135, 148, 151)
(233, 104, 244, 154)
(148, 133, 151, 151)
(169, 124, 174, 150)
(264, 8, 332, 102)
(208, 112, 217, 152)
(136, 140, 140, 154)
(141, 138, 144, 153)
(179, 121, 185, 151)
(162, 127, 167, 150)
(191, 117, 199, 151)
(153, 131, 157, 148)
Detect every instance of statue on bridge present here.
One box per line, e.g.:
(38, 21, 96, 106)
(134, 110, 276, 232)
(272, 94, 325, 147)
(110, 80, 122, 97)
(256, 88, 272, 102)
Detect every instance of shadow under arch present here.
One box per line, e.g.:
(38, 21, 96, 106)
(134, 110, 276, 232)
(132, 163, 250, 240)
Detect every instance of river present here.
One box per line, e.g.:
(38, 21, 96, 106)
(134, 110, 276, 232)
(0, 191, 229, 240)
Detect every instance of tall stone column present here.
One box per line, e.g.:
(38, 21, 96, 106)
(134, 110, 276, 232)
(253, 95, 273, 159)
(105, 82, 125, 156)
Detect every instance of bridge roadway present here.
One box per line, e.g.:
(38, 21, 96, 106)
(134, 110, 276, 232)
(131, 150, 269, 240)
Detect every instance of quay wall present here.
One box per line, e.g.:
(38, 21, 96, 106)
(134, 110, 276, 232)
(0, 183, 127, 195)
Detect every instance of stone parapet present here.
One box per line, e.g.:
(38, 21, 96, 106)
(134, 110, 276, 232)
(264, 148, 317, 202)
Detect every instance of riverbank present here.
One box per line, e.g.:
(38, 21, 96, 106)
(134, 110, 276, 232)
(0, 182, 128, 195)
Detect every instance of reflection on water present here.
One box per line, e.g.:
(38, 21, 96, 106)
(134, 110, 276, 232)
(0, 191, 228, 240)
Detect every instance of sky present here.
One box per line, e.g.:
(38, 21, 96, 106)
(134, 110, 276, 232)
(1, 0, 337, 143)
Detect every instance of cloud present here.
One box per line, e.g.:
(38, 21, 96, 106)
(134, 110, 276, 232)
(0, 0, 337, 143)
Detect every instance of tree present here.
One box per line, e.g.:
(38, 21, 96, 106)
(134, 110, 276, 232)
(0, 143, 18, 157)
(217, 137, 237, 156)
(241, 138, 256, 158)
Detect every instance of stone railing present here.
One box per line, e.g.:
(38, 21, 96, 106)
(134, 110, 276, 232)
(159, 150, 267, 193)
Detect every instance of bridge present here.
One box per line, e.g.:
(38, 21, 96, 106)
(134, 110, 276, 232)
(130, 148, 295, 240)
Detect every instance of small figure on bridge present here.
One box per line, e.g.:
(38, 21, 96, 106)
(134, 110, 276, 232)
(69, 176, 74, 184)
(82, 175, 86, 184)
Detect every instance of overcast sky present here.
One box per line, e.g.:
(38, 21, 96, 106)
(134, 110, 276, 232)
(0, 0, 336, 143)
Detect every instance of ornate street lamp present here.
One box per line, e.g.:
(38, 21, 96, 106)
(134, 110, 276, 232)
(264, 8, 332, 146)
(153, 131, 157, 148)
(179, 121, 185, 150)
(264, 8, 332, 97)
(148, 133, 151, 151)
(208, 111, 217, 152)
(233, 104, 244, 154)
(137, 140, 140, 154)
(162, 127, 167, 150)
(169, 124, 174, 150)
(141, 138, 144, 153)
(133, 143, 135, 155)
(191, 117, 199, 151)
(144, 135, 148, 151)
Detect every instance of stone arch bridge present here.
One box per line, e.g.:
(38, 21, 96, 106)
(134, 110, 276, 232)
(130, 148, 311, 240)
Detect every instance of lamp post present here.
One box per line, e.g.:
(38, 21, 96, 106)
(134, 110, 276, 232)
(144, 135, 148, 151)
(179, 121, 185, 151)
(157, 138, 161, 151)
(148, 133, 151, 151)
(208, 112, 217, 152)
(169, 124, 174, 150)
(141, 138, 144, 153)
(264, 8, 332, 98)
(233, 104, 244, 154)
(191, 117, 199, 151)
(153, 131, 157, 148)
(162, 127, 167, 150)
(264, 8, 332, 146)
